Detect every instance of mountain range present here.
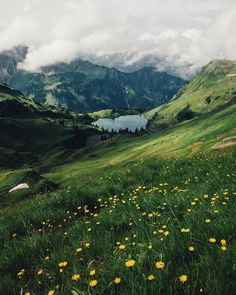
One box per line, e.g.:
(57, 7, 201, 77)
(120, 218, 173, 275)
(0, 48, 185, 113)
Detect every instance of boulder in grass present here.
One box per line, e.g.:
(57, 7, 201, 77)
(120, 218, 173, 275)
(9, 183, 29, 193)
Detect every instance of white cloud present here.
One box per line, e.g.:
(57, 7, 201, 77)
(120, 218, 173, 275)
(0, 0, 235, 73)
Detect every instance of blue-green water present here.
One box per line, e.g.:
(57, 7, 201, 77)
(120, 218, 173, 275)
(92, 114, 148, 132)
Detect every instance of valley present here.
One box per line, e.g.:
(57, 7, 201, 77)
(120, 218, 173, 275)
(0, 58, 235, 295)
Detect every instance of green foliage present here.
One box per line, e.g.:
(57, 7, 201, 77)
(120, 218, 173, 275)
(0, 149, 235, 295)
(8, 60, 185, 112)
(146, 59, 236, 129)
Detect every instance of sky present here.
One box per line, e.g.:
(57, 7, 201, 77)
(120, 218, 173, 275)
(0, 0, 235, 73)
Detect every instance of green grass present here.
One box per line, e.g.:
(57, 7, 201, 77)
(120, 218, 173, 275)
(0, 103, 235, 294)
(146, 60, 236, 128)
(0, 148, 235, 295)
(0, 67, 236, 294)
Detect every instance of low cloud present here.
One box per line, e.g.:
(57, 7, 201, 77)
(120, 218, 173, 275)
(0, 0, 235, 73)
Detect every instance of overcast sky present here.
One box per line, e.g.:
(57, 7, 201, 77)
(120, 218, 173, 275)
(0, 0, 235, 72)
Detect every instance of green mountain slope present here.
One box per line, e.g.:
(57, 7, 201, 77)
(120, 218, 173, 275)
(7, 59, 185, 112)
(0, 84, 99, 168)
(0, 96, 235, 295)
(0, 61, 235, 295)
(146, 59, 236, 129)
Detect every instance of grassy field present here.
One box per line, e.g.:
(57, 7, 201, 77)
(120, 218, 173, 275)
(0, 103, 235, 295)
(146, 60, 236, 128)
(0, 147, 235, 295)
(0, 62, 236, 294)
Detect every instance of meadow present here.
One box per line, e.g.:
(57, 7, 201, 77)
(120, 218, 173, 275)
(0, 145, 235, 295)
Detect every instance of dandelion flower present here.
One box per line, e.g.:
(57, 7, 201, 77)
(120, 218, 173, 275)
(119, 245, 126, 250)
(209, 238, 216, 243)
(89, 269, 96, 276)
(181, 228, 190, 233)
(114, 277, 121, 284)
(89, 280, 97, 287)
(205, 219, 211, 223)
(189, 246, 195, 252)
(37, 269, 44, 275)
(72, 274, 80, 281)
(147, 274, 155, 281)
(76, 248, 82, 253)
(58, 261, 68, 267)
(155, 261, 165, 269)
(125, 260, 135, 268)
(221, 246, 227, 251)
(179, 275, 188, 283)
(48, 291, 55, 295)
(220, 239, 227, 247)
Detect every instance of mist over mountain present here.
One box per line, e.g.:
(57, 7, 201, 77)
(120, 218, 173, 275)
(1, 54, 184, 112)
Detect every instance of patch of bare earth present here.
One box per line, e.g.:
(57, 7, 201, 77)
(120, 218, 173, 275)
(211, 136, 236, 149)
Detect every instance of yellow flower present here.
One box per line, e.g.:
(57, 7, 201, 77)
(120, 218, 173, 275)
(221, 246, 227, 251)
(148, 245, 152, 250)
(220, 239, 227, 247)
(189, 246, 195, 252)
(181, 228, 190, 233)
(89, 280, 97, 287)
(119, 245, 126, 250)
(155, 261, 165, 269)
(209, 238, 216, 243)
(205, 219, 211, 223)
(48, 291, 55, 295)
(37, 269, 44, 275)
(147, 274, 155, 281)
(179, 274, 188, 283)
(89, 269, 96, 276)
(45, 256, 50, 260)
(164, 231, 170, 236)
(72, 274, 80, 281)
(17, 269, 25, 277)
(76, 248, 82, 253)
(85, 243, 90, 248)
(58, 261, 68, 267)
(25, 292, 31, 295)
(114, 277, 121, 284)
(125, 260, 135, 268)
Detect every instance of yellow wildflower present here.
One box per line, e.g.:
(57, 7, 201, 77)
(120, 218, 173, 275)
(125, 260, 135, 268)
(58, 261, 68, 268)
(189, 246, 195, 252)
(147, 274, 155, 281)
(48, 291, 55, 295)
(181, 228, 190, 233)
(89, 280, 97, 287)
(209, 238, 216, 243)
(72, 274, 80, 281)
(179, 274, 188, 283)
(155, 261, 165, 269)
(119, 245, 126, 250)
(220, 239, 227, 247)
(37, 269, 44, 275)
(114, 277, 121, 284)
(89, 269, 96, 276)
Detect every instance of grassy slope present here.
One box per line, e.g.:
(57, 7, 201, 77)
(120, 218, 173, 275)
(0, 61, 235, 294)
(0, 100, 235, 294)
(48, 102, 236, 184)
(0, 147, 235, 295)
(146, 59, 236, 128)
